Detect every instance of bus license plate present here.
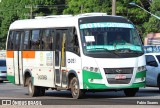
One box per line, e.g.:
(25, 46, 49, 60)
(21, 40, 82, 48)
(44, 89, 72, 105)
(115, 74, 126, 80)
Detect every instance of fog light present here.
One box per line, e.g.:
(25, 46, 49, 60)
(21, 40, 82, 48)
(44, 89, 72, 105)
(141, 77, 145, 81)
(90, 79, 93, 82)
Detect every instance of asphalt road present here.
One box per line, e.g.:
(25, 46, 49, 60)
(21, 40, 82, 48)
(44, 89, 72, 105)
(0, 81, 160, 106)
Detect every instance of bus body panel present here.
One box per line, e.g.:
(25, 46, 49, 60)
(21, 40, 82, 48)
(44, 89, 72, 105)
(22, 51, 55, 87)
(81, 55, 146, 89)
(66, 52, 82, 88)
(6, 51, 15, 83)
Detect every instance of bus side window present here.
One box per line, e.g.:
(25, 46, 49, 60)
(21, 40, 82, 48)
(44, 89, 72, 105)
(7, 31, 14, 50)
(14, 31, 21, 50)
(42, 29, 53, 50)
(67, 28, 80, 55)
(31, 30, 40, 50)
(23, 30, 30, 50)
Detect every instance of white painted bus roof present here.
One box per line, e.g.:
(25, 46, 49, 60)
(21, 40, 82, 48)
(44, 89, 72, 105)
(9, 13, 124, 30)
(9, 17, 77, 30)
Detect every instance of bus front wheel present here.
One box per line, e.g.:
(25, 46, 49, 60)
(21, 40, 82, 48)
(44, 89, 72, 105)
(70, 77, 84, 99)
(124, 88, 139, 97)
(28, 77, 39, 97)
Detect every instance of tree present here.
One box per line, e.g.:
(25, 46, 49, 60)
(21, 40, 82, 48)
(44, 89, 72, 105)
(143, 0, 160, 35)
(116, 0, 151, 37)
(63, 0, 151, 37)
(63, 0, 112, 15)
(0, 0, 63, 49)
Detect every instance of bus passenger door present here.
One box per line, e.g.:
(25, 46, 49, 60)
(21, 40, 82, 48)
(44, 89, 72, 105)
(55, 30, 67, 87)
(14, 31, 24, 85)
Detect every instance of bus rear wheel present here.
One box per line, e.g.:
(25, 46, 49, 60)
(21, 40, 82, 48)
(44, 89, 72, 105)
(70, 77, 84, 99)
(124, 88, 139, 97)
(28, 77, 39, 97)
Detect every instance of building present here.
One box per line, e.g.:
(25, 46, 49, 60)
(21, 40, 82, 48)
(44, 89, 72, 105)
(144, 33, 160, 45)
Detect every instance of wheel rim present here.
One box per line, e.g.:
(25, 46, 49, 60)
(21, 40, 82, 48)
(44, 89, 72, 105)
(72, 80, 78, 96)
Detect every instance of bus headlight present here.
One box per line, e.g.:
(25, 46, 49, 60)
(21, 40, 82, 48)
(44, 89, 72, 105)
(137, 66, 146, 72)
(83, 67, 100, 73)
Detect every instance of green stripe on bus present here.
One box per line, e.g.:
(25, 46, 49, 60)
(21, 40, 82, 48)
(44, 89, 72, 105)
(7, 75, 15, 84)
(131, 82, 146, 88)
(82, 70, 146, 89)
(82, 70, 106, 89)
(135, 71, 146, 78)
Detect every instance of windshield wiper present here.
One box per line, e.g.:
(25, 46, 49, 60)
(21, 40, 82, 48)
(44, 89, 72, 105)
(91, 48, 121, 57)
(114, 48, 142, 54)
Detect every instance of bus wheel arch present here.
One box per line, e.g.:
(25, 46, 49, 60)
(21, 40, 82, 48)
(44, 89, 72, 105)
(68, 71, 78, 89)
(68, 71, 84, 99)
(23, 70, 32, 87)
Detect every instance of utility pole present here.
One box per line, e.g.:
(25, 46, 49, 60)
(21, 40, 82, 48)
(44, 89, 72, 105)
(112, 0, 116, 15)
(81, 5, 83, 14)
(25, 5, 33, 19)
(25, 0, 33, 19)
(30, 5, 33, 19)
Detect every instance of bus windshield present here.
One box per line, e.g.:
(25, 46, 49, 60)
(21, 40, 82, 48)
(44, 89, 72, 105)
(79, 22, 144, 58)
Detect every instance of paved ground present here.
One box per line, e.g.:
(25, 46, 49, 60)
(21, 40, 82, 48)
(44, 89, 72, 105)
(0, 81, 160, 107)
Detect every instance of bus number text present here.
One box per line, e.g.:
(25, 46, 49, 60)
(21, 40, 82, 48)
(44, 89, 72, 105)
(38, 75, 47, 80)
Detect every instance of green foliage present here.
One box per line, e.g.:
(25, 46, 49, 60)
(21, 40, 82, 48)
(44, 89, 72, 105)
(143, 0, 160, 36)
(63, 0, 111, 15)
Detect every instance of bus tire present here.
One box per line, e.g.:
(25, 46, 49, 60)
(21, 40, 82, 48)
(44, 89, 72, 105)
(70, 77, 84, 99)
(28, 77, 39, 97)
(0, 80, 3, 83)
(124, 88, 139, 97)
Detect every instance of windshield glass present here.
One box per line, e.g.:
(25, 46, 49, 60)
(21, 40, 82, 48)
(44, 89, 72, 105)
(79, 22, 143, 58)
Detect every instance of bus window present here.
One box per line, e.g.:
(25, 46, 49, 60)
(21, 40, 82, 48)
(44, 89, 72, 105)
(67, 28, 80, 55)
(23, 31, 30, 50)
(7, 31, 14, 50)
(42, 29, 54, 50)
(31, 30, 40, 50)
(14, 31, 21, 50)
(19, 31, 24, 50)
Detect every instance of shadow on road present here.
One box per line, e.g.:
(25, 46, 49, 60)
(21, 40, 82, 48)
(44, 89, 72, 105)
(34, 88, 160, 99)
(42, 91, 127, 99)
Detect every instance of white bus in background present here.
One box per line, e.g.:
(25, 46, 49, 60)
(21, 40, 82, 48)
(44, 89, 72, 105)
(6, 13, 146, 99)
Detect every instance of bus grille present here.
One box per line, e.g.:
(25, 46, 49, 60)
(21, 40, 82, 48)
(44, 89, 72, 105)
(104, 68, 133, 74)
(104, 68, 133, 84)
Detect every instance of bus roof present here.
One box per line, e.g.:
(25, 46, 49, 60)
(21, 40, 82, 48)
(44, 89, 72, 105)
(9, 13, 128, 30)
(9, 16, 77, 30)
